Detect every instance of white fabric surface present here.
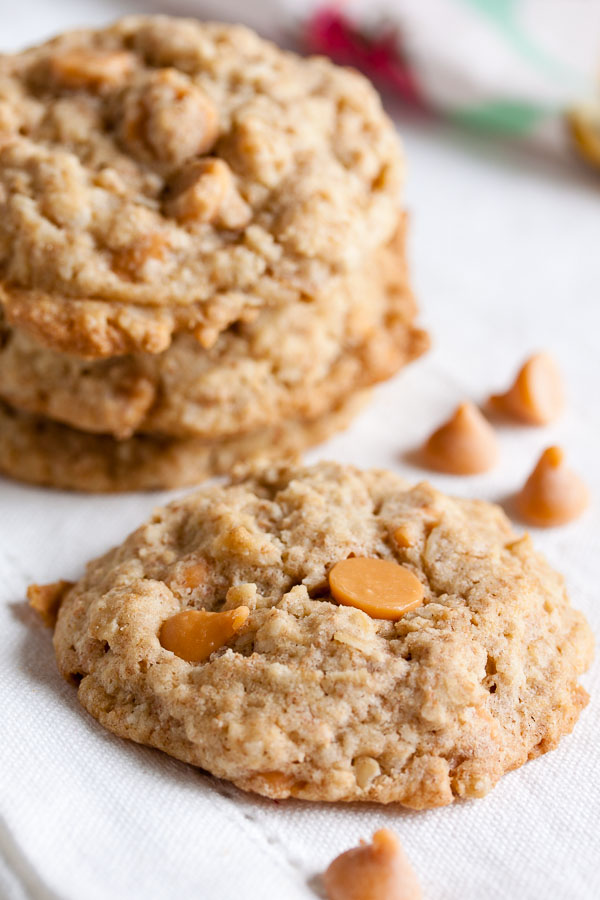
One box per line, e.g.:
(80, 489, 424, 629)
(1, 4, 599, 899)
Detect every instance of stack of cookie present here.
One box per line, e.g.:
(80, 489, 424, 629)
(0, 16, 427, 491)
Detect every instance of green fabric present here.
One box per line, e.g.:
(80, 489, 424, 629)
(451, 99, 551, 133)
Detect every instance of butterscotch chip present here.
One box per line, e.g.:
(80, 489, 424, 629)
(253, 770, 293, 791)
(516, 446, 589, 527)
(329, 558, 424, 620)
(178, 561, 208, 591)
(423, 402, 498, 475)
(159, 606, 249, 663)
(164, 158, 230, 223)
(51, 462, 592, 806)
(164, 158, 250, 229)
(27, 580, 73, 627)
(490, 353, 564, 425)
(393, 525, 414, 548)
(48, 50, 134, 90)
(566, 102, 600, 169)
(118, 68, 219, 169)
(323, 829, 422, 900)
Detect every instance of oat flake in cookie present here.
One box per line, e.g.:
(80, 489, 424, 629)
(0, 16, 403, 357)
(50, 462, 593, 807)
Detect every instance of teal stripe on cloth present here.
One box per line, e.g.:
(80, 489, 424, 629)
(451, 98, 552, 134)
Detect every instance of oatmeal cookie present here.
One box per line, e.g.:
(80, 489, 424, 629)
(0, 223, 426, 439)
(0, 16, 403, 357)
(0, 397, 366, 492)
(50, 461, 593, 806)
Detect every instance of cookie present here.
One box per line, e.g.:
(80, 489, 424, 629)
(0, 396, 365, 492)
(0, 222, 427, 439)
(50, 461, 593, 806)
(0, 16, 403, 358)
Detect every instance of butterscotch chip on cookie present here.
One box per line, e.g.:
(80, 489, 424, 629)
(0, 16, 404, 357)
(48, 462, 592, 806)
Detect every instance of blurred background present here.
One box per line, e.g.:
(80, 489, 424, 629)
(3, 0, 600, 169)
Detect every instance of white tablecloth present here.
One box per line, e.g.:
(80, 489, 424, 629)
(1, 4, 599, 899)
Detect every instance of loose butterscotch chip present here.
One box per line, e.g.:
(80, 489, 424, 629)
(423, 402, 498, 475)
(490, 353, 564, 425)
(49, 50, 134, 90)
(516, 446, 589, 527)
(329, 558, 423, 620)
(566, 103, 600, 169)
(324, 829, 422, 900)
(27, 580, 74, 627)
(159, 606, 249, 663)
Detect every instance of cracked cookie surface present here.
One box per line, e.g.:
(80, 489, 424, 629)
(51, 461, 593, 806)
(0, 16, 403, 356)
